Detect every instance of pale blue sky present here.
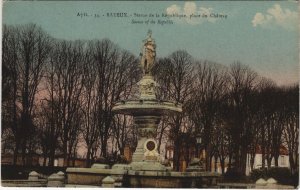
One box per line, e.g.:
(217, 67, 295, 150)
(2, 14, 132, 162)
(3, 1, 299, 86)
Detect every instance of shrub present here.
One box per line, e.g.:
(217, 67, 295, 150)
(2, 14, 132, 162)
(116, 155, 128, 164)
(249, 168, 267, 181)
(1, 165, 67, 180)
(267, 167, 290, 185)
(250, 167, 294, 185)
(95, 154, 129, 166)
(291, 171, 299, 188)
(224, 167, 246, 182)
(94, 157, 107, 164)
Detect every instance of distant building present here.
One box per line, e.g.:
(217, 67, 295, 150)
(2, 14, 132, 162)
(245, 145, 290, 175)
(38, 155, 86, 167)
(165, 141, 290, 174)
(1, 153, 40, 166)
(38, 155, 64, 167)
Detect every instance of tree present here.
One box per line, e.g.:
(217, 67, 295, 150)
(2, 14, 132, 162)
(111, 115, 134, 156)
(2, 24, 52, 165)
(80, 44, 99, 167)
(186, 61, 229, 171)
(259, 81, 286, 169)
(2, 25, 20, 164)
(282, 85, 299, 174)
(214, 124, 229, 174)
(49, 40, 85, 166)
(90, 39, 139, 157)
(155, 51, 196, 171)
(36, 100, 61, 166)
(224, 62, 259, 175)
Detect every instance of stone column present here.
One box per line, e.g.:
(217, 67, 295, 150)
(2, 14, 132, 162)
(132, 115, 160, 162)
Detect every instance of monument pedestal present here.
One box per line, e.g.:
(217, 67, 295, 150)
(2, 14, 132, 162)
(130, 114, 166, 171)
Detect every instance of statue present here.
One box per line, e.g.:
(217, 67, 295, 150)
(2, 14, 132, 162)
(137, 30, 158, 100)
(186, 157, 205, 172)
(140, 30, 156, 75)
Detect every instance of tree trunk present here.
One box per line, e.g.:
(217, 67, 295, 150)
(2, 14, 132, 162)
(205, 145, 212, 171)
(220, 158, 225, 174)
(157, 128, 164, 154)
(289, 154, 295, 174)
(274, 155, 279, 167)
(261, 126, 266, 169)
(13, 138, 20, 165)
(101, 139, 108, 158)
(228, 154, 232, 170)
(214, 156, 218, 172)
(119, 146, 124, 156)
(21, 140, 26, 166)
(250, 154, 255, 171)
(267, 156, 272, 169)
(86, 148, 91, 167)
(49, 146, 55, 167)
(43, 154, 47, 166)
(240, 149, 247, 175)
(209, 154, 214, 172)
(63, 140, 68, 166)
(172, 134, 181, 171)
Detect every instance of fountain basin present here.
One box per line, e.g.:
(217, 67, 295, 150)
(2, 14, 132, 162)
(66, 167, 220, 188)
(66, 167, 127, 186)
(126, 170, 219, 188)
(112, 100, 182, 116)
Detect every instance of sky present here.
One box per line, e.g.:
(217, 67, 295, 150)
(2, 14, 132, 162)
(3, 1, 299, 86)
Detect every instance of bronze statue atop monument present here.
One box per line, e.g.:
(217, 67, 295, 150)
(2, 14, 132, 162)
(140, 30, 156, 75)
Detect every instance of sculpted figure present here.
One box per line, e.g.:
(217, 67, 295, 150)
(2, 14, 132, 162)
(140, 30, 156, 75)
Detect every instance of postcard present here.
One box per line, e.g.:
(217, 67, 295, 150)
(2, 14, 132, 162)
(1, 1, 299, 188)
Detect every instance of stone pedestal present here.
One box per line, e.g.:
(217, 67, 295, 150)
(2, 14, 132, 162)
(28, 171, 39, 181)
(47, 173, 65, 187)
(91, 164, 109, 169)
(132, 116, 160, 161)
(130, 114, 166, 171)
(102, 176, 115, 188)
(186, 158, 205, 172)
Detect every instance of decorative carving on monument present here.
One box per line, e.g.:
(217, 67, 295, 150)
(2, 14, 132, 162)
(140, 30, 156, 75)
(138, 128, 156, 138)
(143, 139, 159, 161)
(138, 77, 158, 99)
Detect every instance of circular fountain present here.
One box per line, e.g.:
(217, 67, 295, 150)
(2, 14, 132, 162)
(112, 31, 182, 171)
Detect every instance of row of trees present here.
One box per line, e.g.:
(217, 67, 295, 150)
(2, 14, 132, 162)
(154, 52, 298, 175)
(2, 24, 140, 166)
(2, 24, 299, 176)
